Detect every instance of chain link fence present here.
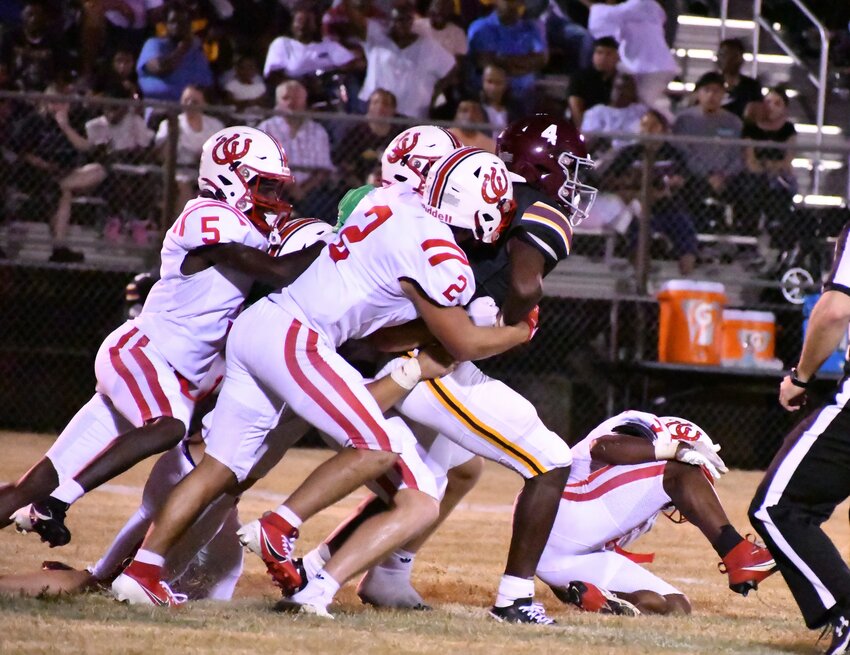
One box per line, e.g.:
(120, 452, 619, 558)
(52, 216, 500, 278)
(1, 90, 849, 469)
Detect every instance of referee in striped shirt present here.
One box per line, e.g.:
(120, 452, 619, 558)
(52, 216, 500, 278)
(750, 221, 850, 655)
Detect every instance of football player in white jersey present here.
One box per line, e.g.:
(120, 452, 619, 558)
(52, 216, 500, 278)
(536, 411, 776, 615)
(1, 127, 324, 547)
(299, 116, 595, 624)
(111, 147, 536, 611)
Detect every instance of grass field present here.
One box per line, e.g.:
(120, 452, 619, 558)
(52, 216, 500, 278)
(1, 431, 847, 654)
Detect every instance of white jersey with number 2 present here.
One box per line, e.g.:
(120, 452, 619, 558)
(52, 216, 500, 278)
(269, 184, 476, 346)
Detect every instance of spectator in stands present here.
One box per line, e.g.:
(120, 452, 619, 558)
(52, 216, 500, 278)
(672, 71, 743, 231)
(736, 86, 797, 240)
(1, 0, 70, 91)
(414, 0, 469, 60)
(449, 98, 496, 152)
(154, 84, 224, 212)
(78, 0, 163, 80)
(604, 108, 698, 275)
(580, 71, 647, 151)
(585, 0, 678, 108)
(480, 64, 516, 134)
(85, 86, 156, 245)
(323, 0, 386, 44)
(263, 4, 357, 95)
(354, 0, 457, 118)
(568, 36, 619, 128)
(257, 79, 337, 219)
(137, 6, 213, 102)
(96, 48, 141, 99)
(332, 87, 397, 189)
(542, 0, 594, 75)
(716, 37, 763, 119)
(8, 82, 106, 263)
(223, 52, 268, 116)
(467, 0, 547, 113)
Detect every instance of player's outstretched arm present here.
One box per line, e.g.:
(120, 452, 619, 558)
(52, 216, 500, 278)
(400, 280, 531, 362)
(365, 345, 456, 411)
(184, 242, 324, 288)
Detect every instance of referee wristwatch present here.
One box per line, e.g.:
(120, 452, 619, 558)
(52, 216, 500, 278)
(790, 367, 813, 389)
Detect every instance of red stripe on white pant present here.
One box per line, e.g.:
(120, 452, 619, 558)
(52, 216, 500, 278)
(109, 327, 153, 422)
(282, 319, 369, 449)
(303, 329, 392, 452)
(561, 463, 666, 502)
(128, 335, 174, 418)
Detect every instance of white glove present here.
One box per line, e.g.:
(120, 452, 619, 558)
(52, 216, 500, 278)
(675, 442, 728, 480)
(466, 296, 500, 327)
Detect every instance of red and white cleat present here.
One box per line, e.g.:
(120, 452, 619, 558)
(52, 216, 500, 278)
(111, 562, 186, 607)
(237, 513, 302, 591)
(719, 535, 777, 596)
(556, 580, 640, 616)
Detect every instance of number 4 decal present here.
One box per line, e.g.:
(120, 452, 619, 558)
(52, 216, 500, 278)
(541, 123, 558, 145)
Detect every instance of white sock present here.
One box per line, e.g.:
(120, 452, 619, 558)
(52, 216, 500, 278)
(134, 548, 166, 568)
(273, 504, 303, 529)
(292, 569, 340, 605)
(495, 574, 534, 608)
(51, 479, 85, 505)
(379, 549, 416, 573)
(302, 543, 331, 580)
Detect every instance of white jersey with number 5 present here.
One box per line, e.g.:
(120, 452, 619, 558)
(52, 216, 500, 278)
(134, 197, 268, 387)
(269, 184, 475, 346)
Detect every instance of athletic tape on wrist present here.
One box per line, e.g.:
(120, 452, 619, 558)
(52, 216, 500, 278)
(390, 357, 422, 390)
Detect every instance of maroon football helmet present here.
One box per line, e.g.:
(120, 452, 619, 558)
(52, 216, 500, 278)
(496, 114, 597, 226)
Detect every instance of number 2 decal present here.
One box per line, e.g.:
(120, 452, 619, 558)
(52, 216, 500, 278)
(329, 205, 393, 262)
(541, 123, 558, 145)
(442, 274, 468, 302)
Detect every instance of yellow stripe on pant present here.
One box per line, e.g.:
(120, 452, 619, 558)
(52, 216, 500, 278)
(425, 378, 546, 476)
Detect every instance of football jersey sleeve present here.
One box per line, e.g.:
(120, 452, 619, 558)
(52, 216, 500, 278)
(514, 199, 574, 265)
(169, 202, 266, 252)
(409, 237, 476, 308)
(824, 221, 850, 296)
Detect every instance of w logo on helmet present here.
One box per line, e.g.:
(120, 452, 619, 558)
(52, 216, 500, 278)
(386, 132, 419, 164)
(212, 134, 252, 165)
(481, 166, 509, 204)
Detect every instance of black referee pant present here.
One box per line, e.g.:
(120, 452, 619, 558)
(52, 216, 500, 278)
(749, 385, 850, 629)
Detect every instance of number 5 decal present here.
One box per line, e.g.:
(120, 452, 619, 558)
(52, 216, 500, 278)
(201, 216, 221, 244)
(442, 274, 468, 302)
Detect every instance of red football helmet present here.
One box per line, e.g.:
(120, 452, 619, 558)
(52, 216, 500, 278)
(496, 114, 597, 226)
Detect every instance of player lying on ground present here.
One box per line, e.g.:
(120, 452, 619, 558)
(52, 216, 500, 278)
(301, 411, 776, 616)
(537, 411, 777, 615)
(110, 147, 527, 612)
(1, 127, 322, 548)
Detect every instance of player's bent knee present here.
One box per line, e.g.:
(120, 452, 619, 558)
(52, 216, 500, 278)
(394, 489, 440, 525)
(626, 589, 671, 614)
(146, 416, 188, 445)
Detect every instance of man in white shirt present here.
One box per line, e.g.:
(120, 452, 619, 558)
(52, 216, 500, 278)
(587, 0, 677, 108)
(257, 80, 336, 218)
(356, 1, 456, 118)
(263, 5, 356, 87)
(581, 72, 647, 151)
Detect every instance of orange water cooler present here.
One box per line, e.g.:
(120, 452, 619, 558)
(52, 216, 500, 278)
(657, 280, 726, 365)
(721, 309, 776, 367)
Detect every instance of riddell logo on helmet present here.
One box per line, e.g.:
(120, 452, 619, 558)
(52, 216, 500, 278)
(481, 166, 508, 204)
(212, 134, 251, 165)
(423, 204, 453, 223)
(386, 132, 419, 164)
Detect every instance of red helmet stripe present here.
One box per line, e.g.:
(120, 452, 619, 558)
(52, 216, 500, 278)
(427, 146, 479, 208)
